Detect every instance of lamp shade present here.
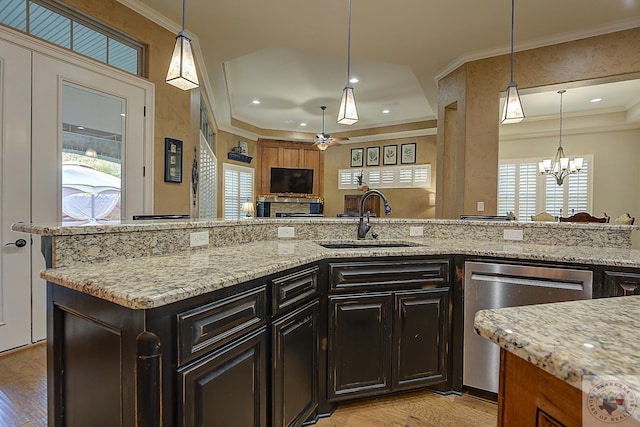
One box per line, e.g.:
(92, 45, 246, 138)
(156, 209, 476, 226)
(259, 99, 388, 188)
(166, 33, 199, 90)
(501, 83, 525, 124)
(337, 85, 358, 125)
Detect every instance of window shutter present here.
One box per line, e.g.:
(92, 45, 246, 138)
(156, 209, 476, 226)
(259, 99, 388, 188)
(517, 163, 537, 221)
(545, 174, 565, 217)
(223, 163, 254, 220)
(567, 159, 589, 213)
(198, 133, 217, 219)
(497, 163, 515, 215)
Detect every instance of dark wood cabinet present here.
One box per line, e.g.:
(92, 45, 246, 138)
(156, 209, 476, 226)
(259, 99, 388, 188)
(327, 258, 452, 402)
(343, 194, 380, 216)
(179, 327, 268, 427)
(272, 300, 319, 427)
(328, 293, 393, 401)
(393, 288, 449, 391)
(603, 270, 640, 296)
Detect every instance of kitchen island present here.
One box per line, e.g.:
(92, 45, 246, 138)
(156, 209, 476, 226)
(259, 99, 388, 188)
(12, 218, 640, 426)
(474, 296, 640, 426)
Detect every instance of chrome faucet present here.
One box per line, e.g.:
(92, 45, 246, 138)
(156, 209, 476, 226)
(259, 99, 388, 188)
(357, 189, 392, 239)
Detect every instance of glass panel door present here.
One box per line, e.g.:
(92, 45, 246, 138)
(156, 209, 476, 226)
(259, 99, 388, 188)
(61, 83, 124, 224)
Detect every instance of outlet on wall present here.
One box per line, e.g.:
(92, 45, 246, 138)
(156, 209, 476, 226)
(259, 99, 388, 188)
(477, 201, 485, 212)
(409, 226, 424, 237)
(503, 229, 523, 241)
(190, 231, 209, 247)
(277, 226, 295, 238)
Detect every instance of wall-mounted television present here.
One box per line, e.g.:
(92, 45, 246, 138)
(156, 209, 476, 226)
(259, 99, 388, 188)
(270, 167, 314, 194)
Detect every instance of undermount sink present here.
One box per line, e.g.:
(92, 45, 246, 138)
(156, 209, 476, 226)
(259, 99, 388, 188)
(319, 242, 415, 249)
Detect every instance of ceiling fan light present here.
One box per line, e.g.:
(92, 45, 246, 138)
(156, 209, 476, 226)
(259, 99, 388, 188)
(166, 32, 199, 90)
(316, 142, 329, 151)
(501, 83, 524, 124)
(337, 85, 358, 125)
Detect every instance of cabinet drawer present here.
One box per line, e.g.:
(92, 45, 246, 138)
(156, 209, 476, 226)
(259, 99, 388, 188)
(272, 266, 318, 315)
(177, 286, 267, 365)
(604, 271, 640, 297)
(329, 259, 450, 292)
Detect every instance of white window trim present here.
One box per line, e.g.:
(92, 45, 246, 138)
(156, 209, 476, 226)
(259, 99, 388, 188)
(338, 164, 432, 190)
(223, 162, 254, 220)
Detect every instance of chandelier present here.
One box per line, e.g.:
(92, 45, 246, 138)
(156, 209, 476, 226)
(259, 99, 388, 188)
(538, 90, 583, 186)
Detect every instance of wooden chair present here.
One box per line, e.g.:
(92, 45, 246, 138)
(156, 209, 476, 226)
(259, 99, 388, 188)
(531, 212, 555, 222)
(559, 212, 609, 223)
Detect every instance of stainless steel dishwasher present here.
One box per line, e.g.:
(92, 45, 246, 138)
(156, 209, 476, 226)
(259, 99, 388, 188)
(463, 261, 593, 394)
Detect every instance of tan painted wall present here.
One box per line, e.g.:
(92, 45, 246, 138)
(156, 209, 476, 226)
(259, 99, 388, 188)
(323, 135, 437, 218)
(63, 0, 194, 216)
(214, 131, 258, 218)
(437, 28, 640, 217)
(500, 126, 640, 220)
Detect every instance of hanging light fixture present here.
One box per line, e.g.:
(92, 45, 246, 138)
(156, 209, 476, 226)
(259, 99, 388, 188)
(501, 0, 524, 124)
(166, 0, 199, 90)
(337, 0, 358, 125)
(538, 90, 583, 186)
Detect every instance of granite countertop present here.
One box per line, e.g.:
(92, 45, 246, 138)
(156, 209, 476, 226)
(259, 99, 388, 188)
(474, 296, 640, 391)
(40, 237, 640, 310)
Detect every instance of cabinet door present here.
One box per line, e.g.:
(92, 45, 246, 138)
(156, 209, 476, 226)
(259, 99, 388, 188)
(393, 288, 449, 391)
(328, 293, 392, 401)
(272, 300, 319, 427)
(258, 146, 279, 194)
(179, 327, 267, 427)
(603, 271, 640, 297)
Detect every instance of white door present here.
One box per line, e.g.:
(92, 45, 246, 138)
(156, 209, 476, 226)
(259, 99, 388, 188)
(0, 29, 154, 350)
(29, 52, 153, 341)
(0, 39, 32, 352)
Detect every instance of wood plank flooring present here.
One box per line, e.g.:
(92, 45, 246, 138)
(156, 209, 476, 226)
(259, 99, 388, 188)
(0, 343, 47, 427)
(0, 343, 496, 426)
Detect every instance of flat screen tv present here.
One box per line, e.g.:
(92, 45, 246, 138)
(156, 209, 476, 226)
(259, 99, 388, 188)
(270, 167, 314, 194)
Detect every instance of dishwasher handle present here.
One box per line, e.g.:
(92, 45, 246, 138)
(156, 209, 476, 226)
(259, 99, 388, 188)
(470, 272, 586, 291)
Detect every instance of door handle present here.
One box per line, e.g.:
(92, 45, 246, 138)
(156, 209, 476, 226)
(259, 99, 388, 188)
(5, 238, 27, 247)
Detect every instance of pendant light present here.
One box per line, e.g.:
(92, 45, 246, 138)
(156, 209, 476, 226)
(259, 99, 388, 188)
(501, 0, 524, 124)
(166, 0, 199, 90)
(337, 0, 358, 125)
(538, 90, 583, 186)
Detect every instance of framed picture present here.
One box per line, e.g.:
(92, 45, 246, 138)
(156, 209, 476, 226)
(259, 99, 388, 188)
(238, 141, 248, 155)
(164, 137, 183, 183)
(366, 146, 380, 166)
(401, 143, 416, 164)
(350, 148, 364, 167)
(383, 145, 397, 165)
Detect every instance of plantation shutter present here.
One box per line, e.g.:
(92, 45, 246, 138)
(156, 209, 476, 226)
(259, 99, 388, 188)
(517, 163, 537, 221)
(223, 163, 254, 220)
(497, 163, 515, 215)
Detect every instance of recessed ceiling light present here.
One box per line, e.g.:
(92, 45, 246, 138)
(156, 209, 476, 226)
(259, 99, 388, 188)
(77, 126, 85, 130)
(590, 98, 602, 103)
(300, 123, 307, 127)
(349, 77, 359, 84)
(252, 99, 261, 105)
(382, 109, 390, 114)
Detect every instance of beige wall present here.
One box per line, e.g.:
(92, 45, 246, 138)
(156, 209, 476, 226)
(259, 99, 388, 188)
(500, 124, 640, 220)
(214, 131, 258, 218)
(322, 135, 437, 218)
(64, 0, 194, 216)
(437, 28, 640, 217)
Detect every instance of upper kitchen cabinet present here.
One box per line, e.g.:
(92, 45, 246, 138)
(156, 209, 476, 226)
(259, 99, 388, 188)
(257, 140, 324, 196)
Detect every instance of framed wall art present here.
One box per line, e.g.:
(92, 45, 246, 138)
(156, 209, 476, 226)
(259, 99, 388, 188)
(383, 145, 397, 165)
(401, 143, 416, 164)
(164, 137, 183, 183)
(350, 148, 364, 167)
(366, 146, 380, 166)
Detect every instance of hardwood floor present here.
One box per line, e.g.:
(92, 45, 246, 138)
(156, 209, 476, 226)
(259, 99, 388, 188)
(0, 342, 47, 427)
(315, 391, 497, 427)
(0, 343, 497, 427)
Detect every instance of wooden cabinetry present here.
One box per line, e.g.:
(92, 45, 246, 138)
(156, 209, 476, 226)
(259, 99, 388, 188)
(603, 270, 640, 296)
(343, 194, 380, 216)
(256, 140, 324, 196)
(179, 328, 268, 427)
(327, 258, 452, 402)
(498, 349, 581, 427)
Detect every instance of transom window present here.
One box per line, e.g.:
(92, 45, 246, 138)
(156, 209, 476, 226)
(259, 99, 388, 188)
(0, 0, 145, 75)
(498, 156, 592, 221)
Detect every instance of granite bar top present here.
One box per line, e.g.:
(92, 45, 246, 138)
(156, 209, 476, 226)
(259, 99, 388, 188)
(41, 237, 640, 310)
(474, 296, 640, 391)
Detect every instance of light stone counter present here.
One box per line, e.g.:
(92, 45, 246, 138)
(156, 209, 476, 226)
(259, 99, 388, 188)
(474, 296, 640, 391)
(39, 237, 640, 310)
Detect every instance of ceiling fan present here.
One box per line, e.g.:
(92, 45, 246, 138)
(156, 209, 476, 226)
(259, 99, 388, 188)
(314, 106, 348, 151)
